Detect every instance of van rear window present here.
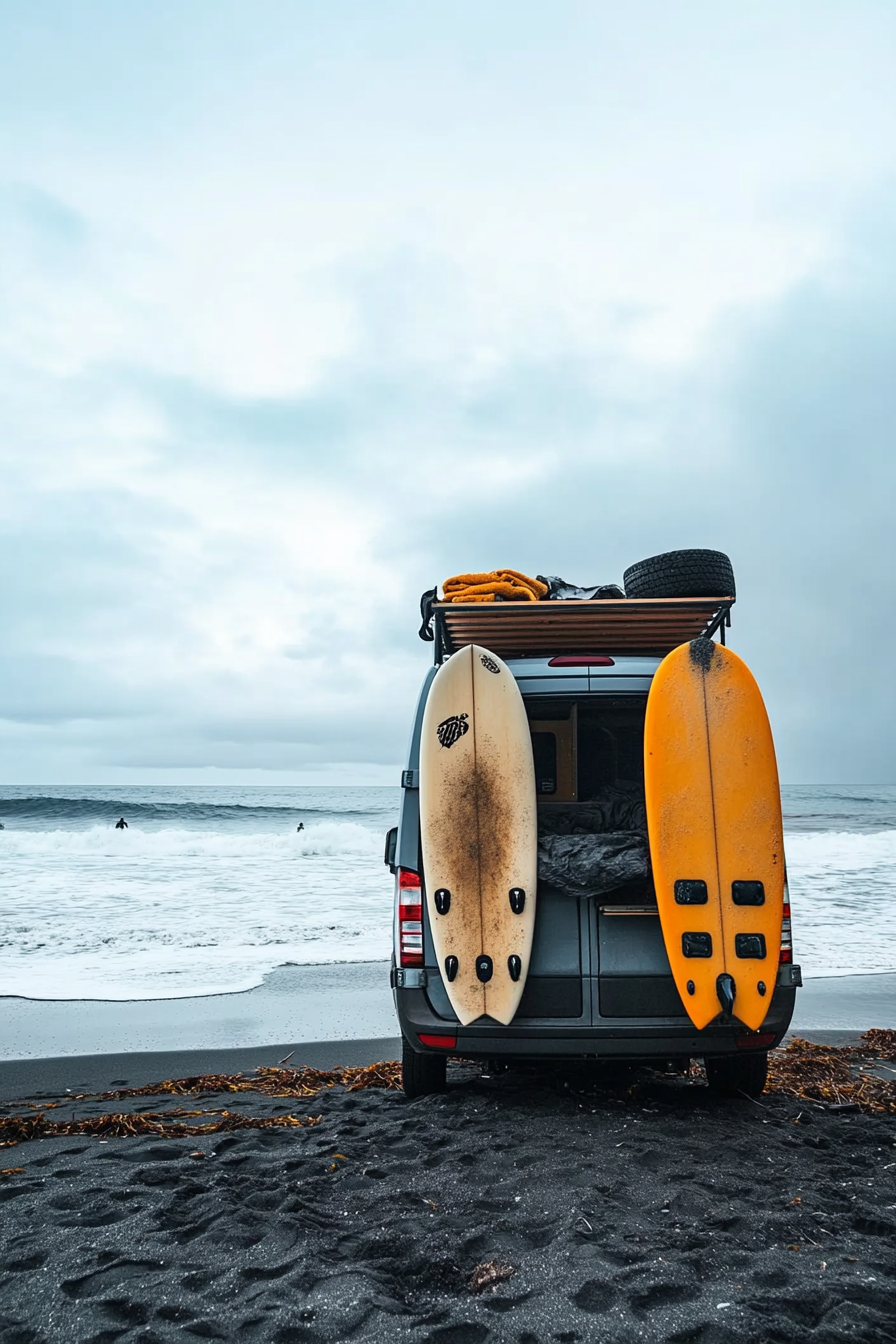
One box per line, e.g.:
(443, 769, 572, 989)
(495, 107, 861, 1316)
(531, 732, 557, 795)
(525, 696, 647, 802)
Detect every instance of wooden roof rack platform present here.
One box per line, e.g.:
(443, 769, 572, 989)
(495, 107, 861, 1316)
(431, 596, 734, 662)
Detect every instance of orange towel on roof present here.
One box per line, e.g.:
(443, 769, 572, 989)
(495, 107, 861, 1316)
(442, 570, 548, 603)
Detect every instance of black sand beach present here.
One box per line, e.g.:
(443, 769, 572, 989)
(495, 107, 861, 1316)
(2, 972, 895, 1341)
(3, 1044, 896, 1344)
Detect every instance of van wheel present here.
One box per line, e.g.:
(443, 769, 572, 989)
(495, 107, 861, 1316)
(705, 1051, 768, 1098)
(401, 1037, 447, 1099)
(623, 549, 736, 599)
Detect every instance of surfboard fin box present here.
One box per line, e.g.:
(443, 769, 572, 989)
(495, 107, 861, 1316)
(475, 955, 494, 983)
(716, 973, 737, 1018)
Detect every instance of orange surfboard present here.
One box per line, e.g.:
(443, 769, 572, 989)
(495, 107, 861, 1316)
(644, 638, 785, 1032)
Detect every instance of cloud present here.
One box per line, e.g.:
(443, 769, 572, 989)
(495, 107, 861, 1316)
(2, 3, 896, 781)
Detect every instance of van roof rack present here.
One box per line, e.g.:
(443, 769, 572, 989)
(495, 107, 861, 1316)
(430, 596, 734, 662)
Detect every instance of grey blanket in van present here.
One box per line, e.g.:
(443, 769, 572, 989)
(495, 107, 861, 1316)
(536, 785, 650, 896)
(537, 831, 650, 897)
(537, 784, 647, 837)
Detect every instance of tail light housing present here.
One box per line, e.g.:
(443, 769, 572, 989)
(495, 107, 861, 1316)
(397, 869, 423, 967)
(779, 877, 793, 965)
(548, 656, 615, 666)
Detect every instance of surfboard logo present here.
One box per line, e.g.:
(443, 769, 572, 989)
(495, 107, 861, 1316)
(436, 713, 469, 749)
(480, 654, 500, 674)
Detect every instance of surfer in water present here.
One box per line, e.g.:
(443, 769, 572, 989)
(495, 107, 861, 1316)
(115, 817, 128, 830)
(296, 823, 304, 832)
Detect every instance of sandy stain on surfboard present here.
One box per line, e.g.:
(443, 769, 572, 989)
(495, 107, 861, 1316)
(474, 733, 517, 892)
(424, 745, 501, 1020)
(428, 739, 516, 939)
(688, 635, 720, 673)
(478, 731, 536, 1022)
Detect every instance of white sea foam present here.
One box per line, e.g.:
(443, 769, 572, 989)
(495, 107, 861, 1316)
(2, 785, 896, 1001)
(0, 822, 393, 1000)
(0, 821, 381, 859)
(785, 829, 896, 977)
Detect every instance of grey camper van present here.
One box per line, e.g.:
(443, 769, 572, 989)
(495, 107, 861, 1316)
(386, 560, 801, 1100)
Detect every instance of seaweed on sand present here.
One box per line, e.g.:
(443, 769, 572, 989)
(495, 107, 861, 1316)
(767, 1032, 896, 1114)
(72, 1059, 403, 1103)
(0, 1109, 322, 1145)
(0, 1061, 403, 1148)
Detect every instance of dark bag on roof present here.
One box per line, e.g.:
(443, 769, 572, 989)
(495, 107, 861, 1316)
(536, 575, 625, 600)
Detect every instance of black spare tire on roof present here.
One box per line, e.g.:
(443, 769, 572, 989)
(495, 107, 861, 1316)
(623, 548, 736, 600)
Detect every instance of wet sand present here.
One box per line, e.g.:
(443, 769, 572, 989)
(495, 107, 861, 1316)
(0, 962, 397, 1061)
(2, 963, 895, 1064)
(2, 1057, 895, 1343)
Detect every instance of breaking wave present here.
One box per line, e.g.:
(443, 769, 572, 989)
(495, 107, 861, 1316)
(0, 821, 382, 860)
(2, 784, 895, 1001)
(783, 829, 896, 978)
(0, 792, 395, 830)
(0, 819, 394, 1001)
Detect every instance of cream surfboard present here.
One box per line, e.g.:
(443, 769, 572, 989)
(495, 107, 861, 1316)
(419, 644, 538, 1026)
(644, 637, 785, 1032)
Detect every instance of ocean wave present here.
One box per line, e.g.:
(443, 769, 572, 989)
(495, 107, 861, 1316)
(782, 829, 896, 978)
(786, 827, 896, 870)
(0, 821, 382, 859)
(0, 795, 392, 827)
(0, 818, 394, 999)
(781, 786, 896, 834)
(3, 807, 895, 998)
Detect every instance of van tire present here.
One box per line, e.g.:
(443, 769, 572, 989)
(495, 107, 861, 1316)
(401, 1036, 447, 1098)
(623, 549, 736, 600)
(705, 1051, 768, 1098)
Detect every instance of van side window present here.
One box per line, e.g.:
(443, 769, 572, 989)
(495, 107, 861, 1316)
(528, 706, 577, 800)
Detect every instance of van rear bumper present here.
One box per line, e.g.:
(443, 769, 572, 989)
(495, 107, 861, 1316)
(393, 980, 797, 1060)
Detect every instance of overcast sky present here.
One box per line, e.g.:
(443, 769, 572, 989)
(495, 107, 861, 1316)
(2, 1, 896, 786)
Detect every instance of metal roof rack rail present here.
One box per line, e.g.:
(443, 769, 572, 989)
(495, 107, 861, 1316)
(430, 596, 734, 663)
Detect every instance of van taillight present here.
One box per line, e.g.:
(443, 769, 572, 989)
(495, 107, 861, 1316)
(398, 869, 423, 967)
(779, 879, 793, 964)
